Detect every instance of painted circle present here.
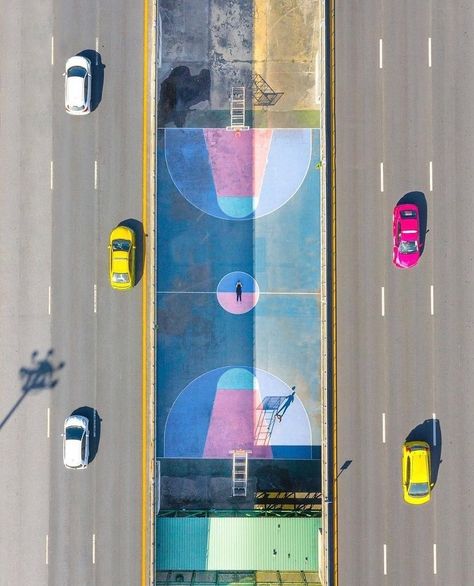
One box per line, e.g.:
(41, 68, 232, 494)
(216, 271, 260, 314)
(163, 366, 311, 459)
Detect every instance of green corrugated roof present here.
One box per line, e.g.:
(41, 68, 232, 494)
(157, 517, 321, 571)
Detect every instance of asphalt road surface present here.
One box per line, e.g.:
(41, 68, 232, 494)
(0, 2, 145, 585)
(336, 2, 474, 584)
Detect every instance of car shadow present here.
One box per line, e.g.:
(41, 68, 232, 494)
(71, 406, 102, 463)
(396, 191, 428, 257)
(119, 218, 146, 285)
(78, 50, 105, 112)
(405, 418, 442, 487)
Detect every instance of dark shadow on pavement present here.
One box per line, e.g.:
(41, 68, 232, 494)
(158, 66, 211, 128)
(397, 191, 428, 256)
(78, 50, 105, 112)
(405, 418, 442, 487)
(71, 406, 102, 463)
(0, 349, 65, 431)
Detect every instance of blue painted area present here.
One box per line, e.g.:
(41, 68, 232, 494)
(165, 129, 222, 218)
(156, 129, 322, 458)
(218, 271, 258, 293)
(164, 369, 221, 457)
(255, 130, 321, 292)
(256, 129, 312, 216)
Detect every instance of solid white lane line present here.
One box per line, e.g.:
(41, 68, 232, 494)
(50, 161, 54, 190)
(383, 544, 387, 575)
(379, 39, 383, 68)
(433, 543, 437, 574)
(96, 37, 99, 53)
(430, 285, 434, 315)
(428, 37, 432, 68)
(48, 286, 52, 315)
(45, 535, 49, 565)
(94, 161, 98, 190)
(381, 286, 385, 317)
(51, 37, 54, 66)
(433, 414, 437, 446)
(380, 162, 384, 192)
(92, 534, 96, 564)
(47, 408, 50, 439)
(429, 161, 433, 192)
(382, 413, 386, 443)
(93, 284, 97, 314)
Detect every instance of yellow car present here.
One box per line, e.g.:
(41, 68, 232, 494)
(402, 441, 432, 505)
(108, 226, 136, 290)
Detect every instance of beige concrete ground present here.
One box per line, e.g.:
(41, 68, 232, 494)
(253, 0, 320, 128)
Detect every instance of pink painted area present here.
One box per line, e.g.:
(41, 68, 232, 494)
(217, 292, 259, 314)
(204, 129, 272, 197)
(204, 389, 272, 458)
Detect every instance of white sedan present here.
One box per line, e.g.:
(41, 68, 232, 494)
(63, 415, 90, 469)
(64, 56, 91, 115)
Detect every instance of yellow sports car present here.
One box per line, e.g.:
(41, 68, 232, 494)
(402, 440, 432, 505)
(108, 226, 136, 290)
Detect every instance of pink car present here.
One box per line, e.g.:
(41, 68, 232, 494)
(392, 203, 421, 268)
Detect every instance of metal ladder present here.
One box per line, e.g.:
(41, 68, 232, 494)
(226, 87, 249, 131)
(231, 449, 250, 497)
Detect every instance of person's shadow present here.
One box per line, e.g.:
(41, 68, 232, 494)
(0, 349, 65, 431)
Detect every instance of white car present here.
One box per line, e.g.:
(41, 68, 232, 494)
(63, 415, 90, 469)
(64, 56, 91, 115)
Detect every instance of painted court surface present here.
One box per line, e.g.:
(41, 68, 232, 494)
(155, 0, 321, 510)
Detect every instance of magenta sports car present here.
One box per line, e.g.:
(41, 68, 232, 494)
(392, 203, 421, 268)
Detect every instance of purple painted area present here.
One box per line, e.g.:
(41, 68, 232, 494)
(217, 292, 258, 314)
(204, 389, 272, 458)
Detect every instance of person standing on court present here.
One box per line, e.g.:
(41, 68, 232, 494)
(236, 280, 243, 302)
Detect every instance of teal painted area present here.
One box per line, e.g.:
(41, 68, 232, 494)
(218, 195, 256, 218)
(218, 367, 256, 390)
(157, 518, 321, 571)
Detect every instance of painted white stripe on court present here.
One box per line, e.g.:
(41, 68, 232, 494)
(51, 37, 54, 66)
(158, 291, 319, 296)
(383, 544, 387, 575)
(45, 535, 49, 565)
(428, 37, 432, 68)
(382, 413, 386, 443)
(381, 286, 385, 316)
(379, 39, 383, 68)
(430, 285, 434, 315)
(380, 162, 384, 192)
(429, 161, 433, 192)
(48, 286, 52, 315)
(92, 534, 96, 564)
(47, 408, 50, 438)
(94, 161, 98, 190)
(93, 284, 97, 313)
(433, 414, 437, 446)
(50, 161, 54, 190)
(433, 543, 437, 574)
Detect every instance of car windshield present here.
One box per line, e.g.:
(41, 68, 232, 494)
(401, 209, 417, 218)
(113, 272, 130, 283)
(66, 426, 83, 441)
(409, 482, 429, 496)
(112, 239, 131, 252)
(400, 240, 418, 254)
(68, 66, 86, 78)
